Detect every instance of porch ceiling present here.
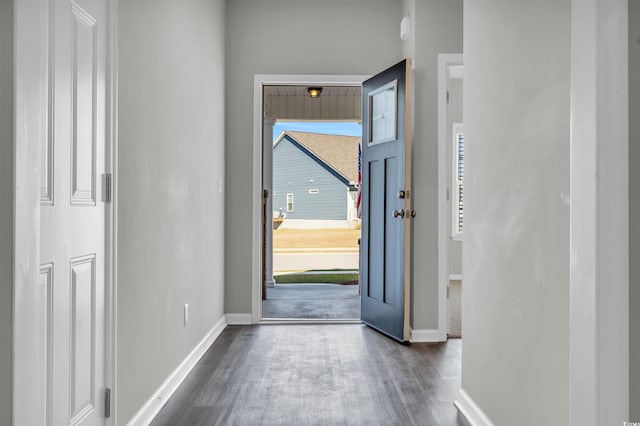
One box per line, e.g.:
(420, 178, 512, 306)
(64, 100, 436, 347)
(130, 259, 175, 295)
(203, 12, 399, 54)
(263, 85, 362, 121)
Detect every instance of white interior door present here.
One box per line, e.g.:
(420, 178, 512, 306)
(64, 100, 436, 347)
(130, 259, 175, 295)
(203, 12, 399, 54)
(40, 0, 108, 423)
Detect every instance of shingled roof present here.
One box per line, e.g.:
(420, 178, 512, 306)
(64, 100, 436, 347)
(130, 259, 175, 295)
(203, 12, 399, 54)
(275, 130, 361, 184)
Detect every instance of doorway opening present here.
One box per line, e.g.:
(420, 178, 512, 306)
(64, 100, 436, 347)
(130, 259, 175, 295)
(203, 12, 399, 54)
(263, 118, 363, 320)
(254, 81, 363, 322)
(437, 55, 464, 339)
(252, 66, 415, 340)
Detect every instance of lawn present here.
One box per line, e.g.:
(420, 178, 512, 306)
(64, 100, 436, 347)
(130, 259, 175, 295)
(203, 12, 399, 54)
(274, 270, 359, 285)
(273, 228, 360, 249)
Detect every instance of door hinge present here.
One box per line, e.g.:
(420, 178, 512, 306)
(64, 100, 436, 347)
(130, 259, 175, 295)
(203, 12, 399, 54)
(446, 90, 450, 103)
(104, 388, 111, 418)
(105, 173, 112, 203)
(447, 285, 450, 298)
(446, 189, 450, 201)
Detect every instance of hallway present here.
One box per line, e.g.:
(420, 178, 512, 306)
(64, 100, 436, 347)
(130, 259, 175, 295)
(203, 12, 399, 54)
(5, 0, 635, 424)
(152, 325, 465, 425)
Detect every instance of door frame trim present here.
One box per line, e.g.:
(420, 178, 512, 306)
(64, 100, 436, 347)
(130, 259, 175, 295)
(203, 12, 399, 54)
(437, 54, 463, 339)
(106, 0, 118, 423)
(13, 0, 48, 423)
(569, 0, 628, 422)
(251, 74, 368, 323)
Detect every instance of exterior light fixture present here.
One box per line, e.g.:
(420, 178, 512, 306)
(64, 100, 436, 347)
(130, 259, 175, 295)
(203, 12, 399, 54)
(307, 87, 322, 98)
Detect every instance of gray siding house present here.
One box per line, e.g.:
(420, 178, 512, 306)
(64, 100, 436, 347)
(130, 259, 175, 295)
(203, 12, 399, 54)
(273, 131, 360, 221)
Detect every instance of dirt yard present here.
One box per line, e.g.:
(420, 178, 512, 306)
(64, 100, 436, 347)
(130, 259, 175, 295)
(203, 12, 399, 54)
(273, 229, 361, 249)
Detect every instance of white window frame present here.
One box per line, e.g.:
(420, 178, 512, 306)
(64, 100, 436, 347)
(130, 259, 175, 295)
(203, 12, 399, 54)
(347, 189, 358, 221)
(451, 123, 464, 240)
(286, 193, 294, 212)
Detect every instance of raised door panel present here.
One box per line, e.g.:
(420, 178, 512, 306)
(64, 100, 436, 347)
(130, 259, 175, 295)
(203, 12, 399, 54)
(39, 264, 54, 425)
(384, 157, 402, 307)
(71, 3, 96, 205)
(70, 255, 97, 425)
(41, 127, 54, 204)
(366, 159, 384, 302)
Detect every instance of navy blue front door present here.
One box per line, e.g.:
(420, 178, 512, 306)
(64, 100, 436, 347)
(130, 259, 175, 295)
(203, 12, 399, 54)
(361, 59, 412, 342)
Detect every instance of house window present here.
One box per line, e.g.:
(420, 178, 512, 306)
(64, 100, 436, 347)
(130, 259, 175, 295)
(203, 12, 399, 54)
(286, 193, 294, 212)
(452, 123, 464, 238)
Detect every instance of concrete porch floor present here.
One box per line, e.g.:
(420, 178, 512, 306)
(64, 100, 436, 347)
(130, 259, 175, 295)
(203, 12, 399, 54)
(263, 283, 360, 319)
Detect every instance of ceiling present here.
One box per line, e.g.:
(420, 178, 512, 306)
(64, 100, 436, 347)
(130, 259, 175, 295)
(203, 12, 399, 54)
(263, 85, 362, 121)
(263, 85, 361, 98)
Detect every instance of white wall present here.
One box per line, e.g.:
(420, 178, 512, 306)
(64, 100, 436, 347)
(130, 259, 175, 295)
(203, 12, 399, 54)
(224, 0, 402, 315)
(449, 240, 462, 276)
(630, 0, 640, 418)
(117, 0, 226, 423)
(462, 0, 570, 423)
(401, 0, 415, 60)
(224, 0, 462, 332)
(410, 0, 463, 330)
(0, 0, 13, 423)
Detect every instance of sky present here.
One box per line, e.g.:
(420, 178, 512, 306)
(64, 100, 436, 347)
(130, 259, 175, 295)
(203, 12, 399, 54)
(273, 121, 362, 141)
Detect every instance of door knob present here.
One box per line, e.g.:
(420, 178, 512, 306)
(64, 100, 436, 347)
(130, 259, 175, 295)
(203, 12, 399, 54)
(410, 210, 416, 218)
(393, 209, 405, 218)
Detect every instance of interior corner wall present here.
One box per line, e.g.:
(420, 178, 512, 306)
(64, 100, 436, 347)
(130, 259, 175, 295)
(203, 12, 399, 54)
(630, 0, 640, 418)
(0, 1, 13, 424)
(410, 0, 463, 330)
(224, 0, 402, 315)
(462, 0, 570, 424)
(117, 0, 226, 423)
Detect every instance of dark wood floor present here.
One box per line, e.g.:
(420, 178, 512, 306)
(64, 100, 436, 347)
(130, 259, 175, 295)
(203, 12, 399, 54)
(152, 325, 466, 426)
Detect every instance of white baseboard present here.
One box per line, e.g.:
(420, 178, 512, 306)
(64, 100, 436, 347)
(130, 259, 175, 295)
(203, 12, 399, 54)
(449, 274, 463, 281)
(454, 388, 494, 426)
(126, 315, 227, 426)
(225, 313, 253, 325)
(409, 328, 447, 342)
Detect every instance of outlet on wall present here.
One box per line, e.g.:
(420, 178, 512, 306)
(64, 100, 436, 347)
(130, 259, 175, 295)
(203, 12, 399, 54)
(184, 303, 189, 327)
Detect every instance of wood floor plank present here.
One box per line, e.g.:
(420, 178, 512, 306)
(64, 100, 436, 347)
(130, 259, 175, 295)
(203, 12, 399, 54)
(151, 325, 467, 426)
